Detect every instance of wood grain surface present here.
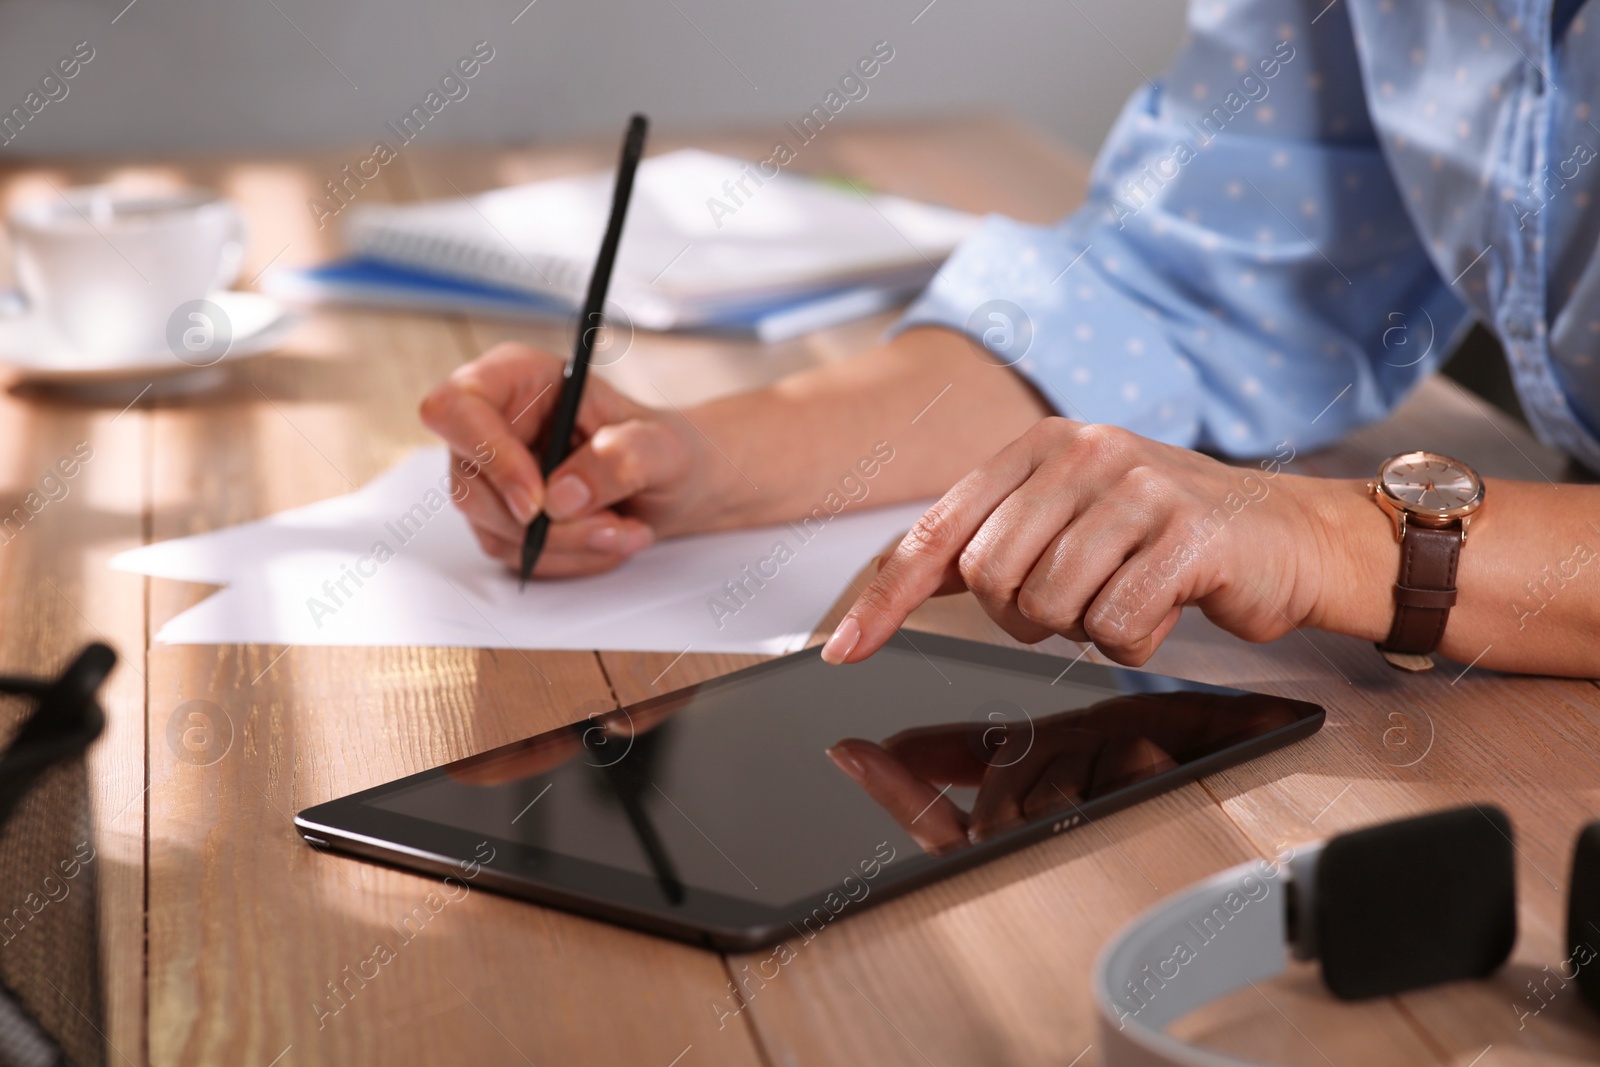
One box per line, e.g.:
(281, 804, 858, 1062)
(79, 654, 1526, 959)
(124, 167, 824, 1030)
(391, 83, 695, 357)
(1, 117, 1596, 1067)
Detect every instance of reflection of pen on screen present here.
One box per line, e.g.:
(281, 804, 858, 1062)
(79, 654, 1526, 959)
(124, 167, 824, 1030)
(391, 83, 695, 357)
(591, 728, 686, 904)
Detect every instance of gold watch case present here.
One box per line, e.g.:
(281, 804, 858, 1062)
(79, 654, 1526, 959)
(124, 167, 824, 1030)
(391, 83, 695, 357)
(1366, 450, 1486, 543)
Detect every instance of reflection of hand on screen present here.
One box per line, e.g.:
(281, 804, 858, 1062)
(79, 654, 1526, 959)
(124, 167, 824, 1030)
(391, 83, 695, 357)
(446, 702, 675, 785)
(826, 691, 1296, 856)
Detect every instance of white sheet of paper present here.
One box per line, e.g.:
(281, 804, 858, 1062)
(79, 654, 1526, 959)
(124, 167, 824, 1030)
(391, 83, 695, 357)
(111, 449, 928, 655)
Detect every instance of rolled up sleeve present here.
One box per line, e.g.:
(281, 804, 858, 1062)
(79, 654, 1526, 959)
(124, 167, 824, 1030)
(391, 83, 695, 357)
(895, 0, 1472, 458)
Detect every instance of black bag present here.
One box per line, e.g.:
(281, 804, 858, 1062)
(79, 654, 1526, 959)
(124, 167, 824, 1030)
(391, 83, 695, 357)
(0, 644, 115, 1067)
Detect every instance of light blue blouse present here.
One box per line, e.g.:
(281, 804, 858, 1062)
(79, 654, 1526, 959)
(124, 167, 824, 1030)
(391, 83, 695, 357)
(899, 0, 1600, 469)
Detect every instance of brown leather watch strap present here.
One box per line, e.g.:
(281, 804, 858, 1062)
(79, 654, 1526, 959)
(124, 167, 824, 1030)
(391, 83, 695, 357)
(1380, 524, 1462, 656)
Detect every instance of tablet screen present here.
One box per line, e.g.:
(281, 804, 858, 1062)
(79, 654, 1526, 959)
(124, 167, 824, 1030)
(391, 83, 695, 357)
(355, 633, 1315, 913)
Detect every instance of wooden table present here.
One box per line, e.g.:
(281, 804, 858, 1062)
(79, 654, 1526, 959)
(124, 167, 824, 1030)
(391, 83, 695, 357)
(3, 117, 1598, 1067)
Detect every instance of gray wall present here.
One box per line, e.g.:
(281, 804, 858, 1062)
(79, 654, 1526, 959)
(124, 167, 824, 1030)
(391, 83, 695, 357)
(0, 0, 1187, 160)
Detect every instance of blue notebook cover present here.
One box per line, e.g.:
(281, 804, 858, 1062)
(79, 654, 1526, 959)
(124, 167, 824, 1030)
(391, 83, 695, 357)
(263, 257, 911, 339)
(265, 258, 571, 319)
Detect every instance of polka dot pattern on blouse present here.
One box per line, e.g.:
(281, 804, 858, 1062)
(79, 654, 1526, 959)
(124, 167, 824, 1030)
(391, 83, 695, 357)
(895, 0, 1600, 468)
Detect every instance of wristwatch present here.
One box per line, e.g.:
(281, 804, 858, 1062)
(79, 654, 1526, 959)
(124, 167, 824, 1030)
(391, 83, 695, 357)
(1367, 451, 1485, 671)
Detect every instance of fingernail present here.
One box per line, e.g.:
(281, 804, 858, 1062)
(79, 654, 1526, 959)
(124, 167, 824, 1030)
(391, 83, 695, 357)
(820, 617, 860, 665)
(621, 525, 655, 554)
(968, 817, 1022, 846)
(545, 475, 591, 519)
(586, 525, 621, 551)
(505, 484, 537, 525)
(825, 744, 866, 783)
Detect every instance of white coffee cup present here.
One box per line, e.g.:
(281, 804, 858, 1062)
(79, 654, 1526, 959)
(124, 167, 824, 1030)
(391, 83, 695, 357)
(8, 186, 245, 362)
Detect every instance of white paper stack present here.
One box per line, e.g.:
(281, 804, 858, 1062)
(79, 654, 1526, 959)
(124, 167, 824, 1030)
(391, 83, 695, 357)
(112, 449, 928, 655)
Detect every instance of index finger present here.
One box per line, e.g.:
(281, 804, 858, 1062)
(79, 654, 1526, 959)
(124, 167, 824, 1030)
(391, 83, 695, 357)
(419, 342, 563, 524)
(819, 427, 1052, 665)
(826, 739, 970, 856)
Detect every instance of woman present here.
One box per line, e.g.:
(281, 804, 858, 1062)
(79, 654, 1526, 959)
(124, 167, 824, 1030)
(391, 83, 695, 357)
(421, 0, 1600, 678)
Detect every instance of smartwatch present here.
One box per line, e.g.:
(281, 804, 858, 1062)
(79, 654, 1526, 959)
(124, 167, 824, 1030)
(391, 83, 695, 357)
(1367, 451, 1485, 672)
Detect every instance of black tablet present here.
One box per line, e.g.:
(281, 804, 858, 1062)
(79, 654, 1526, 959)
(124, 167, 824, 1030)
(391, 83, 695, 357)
(295, 630, 1323, 950)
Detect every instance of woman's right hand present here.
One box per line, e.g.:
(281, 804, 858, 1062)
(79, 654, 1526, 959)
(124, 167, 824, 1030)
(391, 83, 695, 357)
(419, 341, 706, 577)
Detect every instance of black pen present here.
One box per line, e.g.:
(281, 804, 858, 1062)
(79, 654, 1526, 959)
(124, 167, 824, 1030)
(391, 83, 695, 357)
(520, 113, 649, 589)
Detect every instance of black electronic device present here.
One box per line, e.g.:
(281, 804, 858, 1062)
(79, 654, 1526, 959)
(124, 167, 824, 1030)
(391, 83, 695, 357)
(296, 630, 1324, 949)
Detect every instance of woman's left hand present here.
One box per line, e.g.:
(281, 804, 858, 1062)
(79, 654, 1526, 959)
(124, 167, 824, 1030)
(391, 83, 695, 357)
(821, 417, 1340, 667)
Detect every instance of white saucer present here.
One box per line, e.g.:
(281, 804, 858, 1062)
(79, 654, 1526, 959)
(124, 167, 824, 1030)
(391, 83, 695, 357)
(0, 290, 299, 384)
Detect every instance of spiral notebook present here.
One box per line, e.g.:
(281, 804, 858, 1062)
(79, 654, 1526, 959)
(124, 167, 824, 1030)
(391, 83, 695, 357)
(340, 149, 980, 331)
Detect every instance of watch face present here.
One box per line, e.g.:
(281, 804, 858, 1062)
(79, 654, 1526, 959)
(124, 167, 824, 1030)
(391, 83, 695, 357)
(1377, 451, 1484, 520)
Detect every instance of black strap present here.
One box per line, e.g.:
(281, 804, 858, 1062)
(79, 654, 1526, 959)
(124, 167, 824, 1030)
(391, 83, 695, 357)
(0, 645, 112, 829)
